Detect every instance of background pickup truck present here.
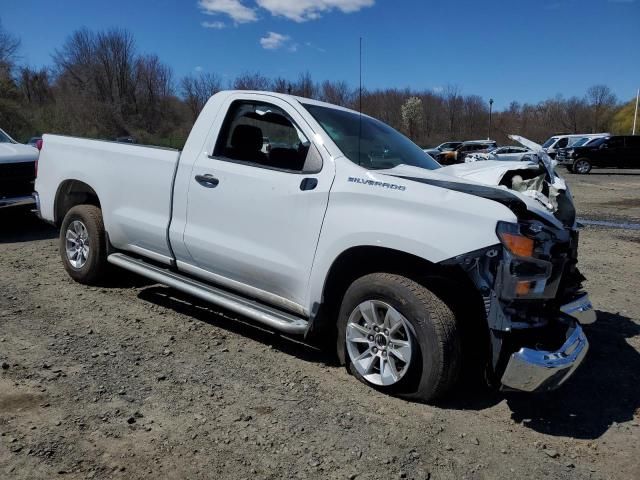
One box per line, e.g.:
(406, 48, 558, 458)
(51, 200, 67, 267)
(35, 91, 596, 402)
(0, 127, 38, 209)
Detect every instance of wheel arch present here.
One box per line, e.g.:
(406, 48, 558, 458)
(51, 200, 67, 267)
(307, 245, 485, 348)
(54, 179, 101, 226)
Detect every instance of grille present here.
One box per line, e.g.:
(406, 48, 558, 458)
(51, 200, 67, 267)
(0, 161, 35, 197)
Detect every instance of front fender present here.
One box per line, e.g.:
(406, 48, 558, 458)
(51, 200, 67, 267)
(305, 160, 517, 312)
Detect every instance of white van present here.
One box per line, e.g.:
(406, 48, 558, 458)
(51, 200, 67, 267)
(542, 133, 609, 158)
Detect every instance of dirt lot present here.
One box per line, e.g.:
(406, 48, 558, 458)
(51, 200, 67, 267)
(1, 169, 639, 480)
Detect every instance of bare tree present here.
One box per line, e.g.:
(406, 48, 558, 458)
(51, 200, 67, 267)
(181, 72, 222, 120)
(18, 66, 53, 106)
(0, 20, 20, 75)
(292, 71, 317, 99)
(319, 80, 353, 107)
(443, 85, 463, 137)
(586, 84, 617, 132)
(232, 72, 270, 91)
(270, 77, 290, 94)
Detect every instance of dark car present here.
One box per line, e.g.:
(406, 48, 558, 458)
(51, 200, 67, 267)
(438, 140, 497, 165)
(557, 135, 640, 174)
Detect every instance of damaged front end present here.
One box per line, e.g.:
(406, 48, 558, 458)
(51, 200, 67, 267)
(442, 217, 595, 393)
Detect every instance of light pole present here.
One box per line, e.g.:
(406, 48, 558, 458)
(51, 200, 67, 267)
(633, 88, 639, 135)
(488, 98, 494, 140)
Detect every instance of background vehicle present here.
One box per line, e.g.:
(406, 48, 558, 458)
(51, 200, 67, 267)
(27, 136, 42, 149)
(467, 146, 533, 162)
(35, 91, 594, 402)
(557, 135, 640, 174)
(0, 128, 38, 209)
(438, 140, 497, 164)
(423, 141, 463, 158)
(542, 133, 609, 159)
(115, 136, 137, 144)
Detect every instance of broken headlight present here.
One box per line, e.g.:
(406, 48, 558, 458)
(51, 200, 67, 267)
(496, 222, 553, 299)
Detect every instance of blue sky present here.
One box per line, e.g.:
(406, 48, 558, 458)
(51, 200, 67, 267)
(3, 0, 639, 109)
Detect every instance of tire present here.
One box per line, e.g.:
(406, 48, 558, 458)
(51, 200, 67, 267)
(573, 158, 592, 174)
(59, 205, 109, 285)
(337, 273, 460, 402)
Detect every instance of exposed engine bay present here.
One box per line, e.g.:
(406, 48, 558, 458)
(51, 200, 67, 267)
(438, 135, 576, 227)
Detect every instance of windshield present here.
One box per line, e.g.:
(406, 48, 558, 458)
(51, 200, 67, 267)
(588, 137, 608, 147)
(571, 137, 590, 147)
(541, 137, 558, 148)
(302, 104, 441, 171)
(0, 129, 16, 143)
(439, 142, 459, 151)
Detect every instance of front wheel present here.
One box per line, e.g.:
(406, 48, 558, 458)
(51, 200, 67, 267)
(573, 158, 592, 174)
(59, 204, 109, 285)
(337, 273, 460, 402)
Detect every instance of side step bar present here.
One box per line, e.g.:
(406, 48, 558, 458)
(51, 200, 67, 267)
(107, 253, 309, 335)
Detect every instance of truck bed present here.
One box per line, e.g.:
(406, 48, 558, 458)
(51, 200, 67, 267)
(36, 135, 181, 262)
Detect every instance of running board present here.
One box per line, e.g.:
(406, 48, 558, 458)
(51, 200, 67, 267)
(107, 253, 309, 335)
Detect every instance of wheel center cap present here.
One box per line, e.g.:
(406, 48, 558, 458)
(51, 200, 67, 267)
(374, 333, 387, 348)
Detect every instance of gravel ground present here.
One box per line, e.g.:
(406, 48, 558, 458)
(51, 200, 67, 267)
(1, 169, 639, 479)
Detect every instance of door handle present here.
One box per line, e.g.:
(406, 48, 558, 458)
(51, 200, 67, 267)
(195, 174, 219, 188)
(300, 178, 318, 191)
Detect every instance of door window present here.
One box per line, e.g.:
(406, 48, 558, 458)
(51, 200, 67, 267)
(626, 136, 640, 148)
(607, 137, 624, 148)
(213, 101, 321, 173)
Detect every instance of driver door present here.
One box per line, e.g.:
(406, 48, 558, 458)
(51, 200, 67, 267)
(181, 97, 335, 313)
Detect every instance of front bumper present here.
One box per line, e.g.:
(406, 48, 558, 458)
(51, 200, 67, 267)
(500, 294, 594, 392)
(0, 194, 36, 209)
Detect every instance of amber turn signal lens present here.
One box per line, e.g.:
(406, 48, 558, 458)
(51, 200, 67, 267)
(499, 232, 535, 257)
(515, 281, 532, 296)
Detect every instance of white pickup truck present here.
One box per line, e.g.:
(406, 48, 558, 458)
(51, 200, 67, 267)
(34, 91, 595, 402)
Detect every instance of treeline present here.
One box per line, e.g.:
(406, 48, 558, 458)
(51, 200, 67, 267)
(0, 24, 634, 149)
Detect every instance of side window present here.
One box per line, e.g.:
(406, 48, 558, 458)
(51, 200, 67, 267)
(626, 137, 640, 148)
(556, 138, 569, 148)
(607, 137, 624, 148)
(214, 101, 320, 173)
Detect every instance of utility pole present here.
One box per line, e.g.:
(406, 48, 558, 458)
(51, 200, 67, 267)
(633, 88, 639, 135)
(488, 98, 494, 140)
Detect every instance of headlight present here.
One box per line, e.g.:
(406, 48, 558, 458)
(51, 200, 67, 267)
(496, 222, 553, 298)
(496, 222, 534, 257)
(567, 149, 575, 158)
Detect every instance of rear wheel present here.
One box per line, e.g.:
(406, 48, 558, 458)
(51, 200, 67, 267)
(573, 158, 592, 174)
(59, 205, 109, 285)
(337, 273, 460, 402)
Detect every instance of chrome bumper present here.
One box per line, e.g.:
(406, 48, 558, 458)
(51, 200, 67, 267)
(0, 194, 35, 209)
(500, 294, 595, 393)
(560, 293, 596, 325)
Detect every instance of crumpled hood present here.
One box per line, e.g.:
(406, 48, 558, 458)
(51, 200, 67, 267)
(0, 143, 39, 164)
(438, 160, 542, 184)
(378, 161, 566, 229)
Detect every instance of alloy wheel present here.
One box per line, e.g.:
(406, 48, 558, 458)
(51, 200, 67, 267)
(345, 300, 414, 386)
(65, 220, 90, 269)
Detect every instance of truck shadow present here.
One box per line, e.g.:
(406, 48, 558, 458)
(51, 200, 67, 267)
(504, 310, 640, 439)
(137, 286, 338, 366)
(136, 285, 640, 439)
(0, 208, 57, 244)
